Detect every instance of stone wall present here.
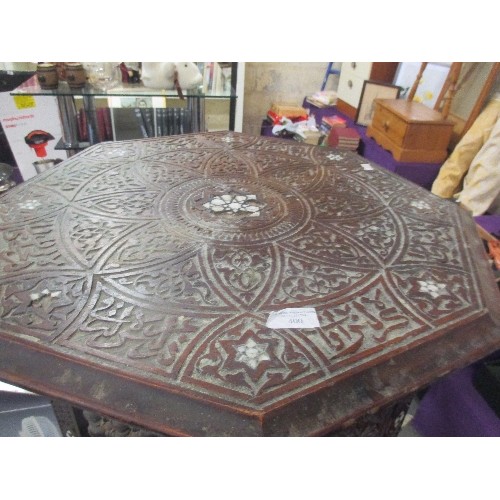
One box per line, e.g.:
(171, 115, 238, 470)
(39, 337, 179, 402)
(242, 62, 340, 136)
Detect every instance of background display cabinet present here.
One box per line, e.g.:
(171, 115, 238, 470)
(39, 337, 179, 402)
(10, 63, 241, 156)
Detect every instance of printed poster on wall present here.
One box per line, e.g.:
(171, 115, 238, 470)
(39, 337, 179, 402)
(0, 90, 66, 181)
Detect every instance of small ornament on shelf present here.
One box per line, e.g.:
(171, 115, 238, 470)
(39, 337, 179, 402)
(36, 63, 59, 90)
(64, 63, 87, 89)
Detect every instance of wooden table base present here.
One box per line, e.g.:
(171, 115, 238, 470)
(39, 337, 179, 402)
(80, 396, 413, 437)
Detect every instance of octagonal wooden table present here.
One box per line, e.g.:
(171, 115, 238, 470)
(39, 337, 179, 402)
(1, 132, 500, 436)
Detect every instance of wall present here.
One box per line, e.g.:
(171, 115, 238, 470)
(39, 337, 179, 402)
(0, 63, 36, 72)
(242, 62, 340, 136)
(206, 99, 231, 131)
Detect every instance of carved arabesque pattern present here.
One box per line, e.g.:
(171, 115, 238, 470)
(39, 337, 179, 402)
(0, 132, 486, 413)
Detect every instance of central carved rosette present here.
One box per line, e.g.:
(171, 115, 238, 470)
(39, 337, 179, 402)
(162, 176, 312, 245)
(203, 193, 264, 217)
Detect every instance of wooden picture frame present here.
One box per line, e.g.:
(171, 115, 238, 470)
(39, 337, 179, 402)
(355, 80, 401, 126)
(445, 62, 500, 148)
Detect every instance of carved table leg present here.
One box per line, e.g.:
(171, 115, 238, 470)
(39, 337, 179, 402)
(82, 410, 164, 437)
(325, 396, 413, 437)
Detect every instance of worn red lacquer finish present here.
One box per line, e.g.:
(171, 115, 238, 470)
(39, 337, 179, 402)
(1, 132, 499, 436)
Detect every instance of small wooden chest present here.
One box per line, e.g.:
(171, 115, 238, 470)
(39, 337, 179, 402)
(366, 99, 454, 163)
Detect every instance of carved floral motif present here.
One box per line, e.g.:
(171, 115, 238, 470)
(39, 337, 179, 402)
(0, 132, 487, 413)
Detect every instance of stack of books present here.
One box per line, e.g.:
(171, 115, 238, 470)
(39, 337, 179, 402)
(294, 129, 323, 145)
(327, 127, 361, 150)
(77, 107, 112, 143)
(267, 104, 308, 124)
(305, 91, 338, 108)
(155, 108, 192, 136)
(320, 114, 347, 135)
(111, 107, 193, 141)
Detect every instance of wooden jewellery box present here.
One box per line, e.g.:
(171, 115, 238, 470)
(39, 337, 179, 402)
(366, 98, 454, 163)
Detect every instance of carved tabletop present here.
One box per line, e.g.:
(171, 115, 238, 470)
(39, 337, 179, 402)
(1, 132, 500, 436)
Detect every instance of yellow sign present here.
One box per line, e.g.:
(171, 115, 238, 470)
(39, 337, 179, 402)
(13, 95, 36, 110)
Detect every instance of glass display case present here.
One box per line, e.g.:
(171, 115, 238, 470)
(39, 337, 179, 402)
(10, 63, 239, 153)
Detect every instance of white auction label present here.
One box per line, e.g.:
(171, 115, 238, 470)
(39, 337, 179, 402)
(360, 163, 374, 171)
(266, 308, 320, 329)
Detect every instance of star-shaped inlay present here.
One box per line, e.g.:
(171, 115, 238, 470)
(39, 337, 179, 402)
(18, 199, 42, 210)
(418, 280, 447, 298)
(235, 338, 271, 369)
(327, 153, 344, 161)
(410, 200, 431, 210)
(203, 194, 262, 216)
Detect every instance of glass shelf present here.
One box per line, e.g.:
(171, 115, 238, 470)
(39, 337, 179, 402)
(8, 63, 239, 152)
(55, 138, 90, 151)
(11, 76, 237, 99)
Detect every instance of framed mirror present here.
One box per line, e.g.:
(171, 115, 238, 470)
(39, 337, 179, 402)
(446, 62, 500, 147)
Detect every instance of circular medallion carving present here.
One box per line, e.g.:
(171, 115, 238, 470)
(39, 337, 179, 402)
(161, 173, 312, 245)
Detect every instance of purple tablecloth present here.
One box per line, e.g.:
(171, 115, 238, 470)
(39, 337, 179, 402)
(475, 215, 500, 238)
(412, 354, 500, 437)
